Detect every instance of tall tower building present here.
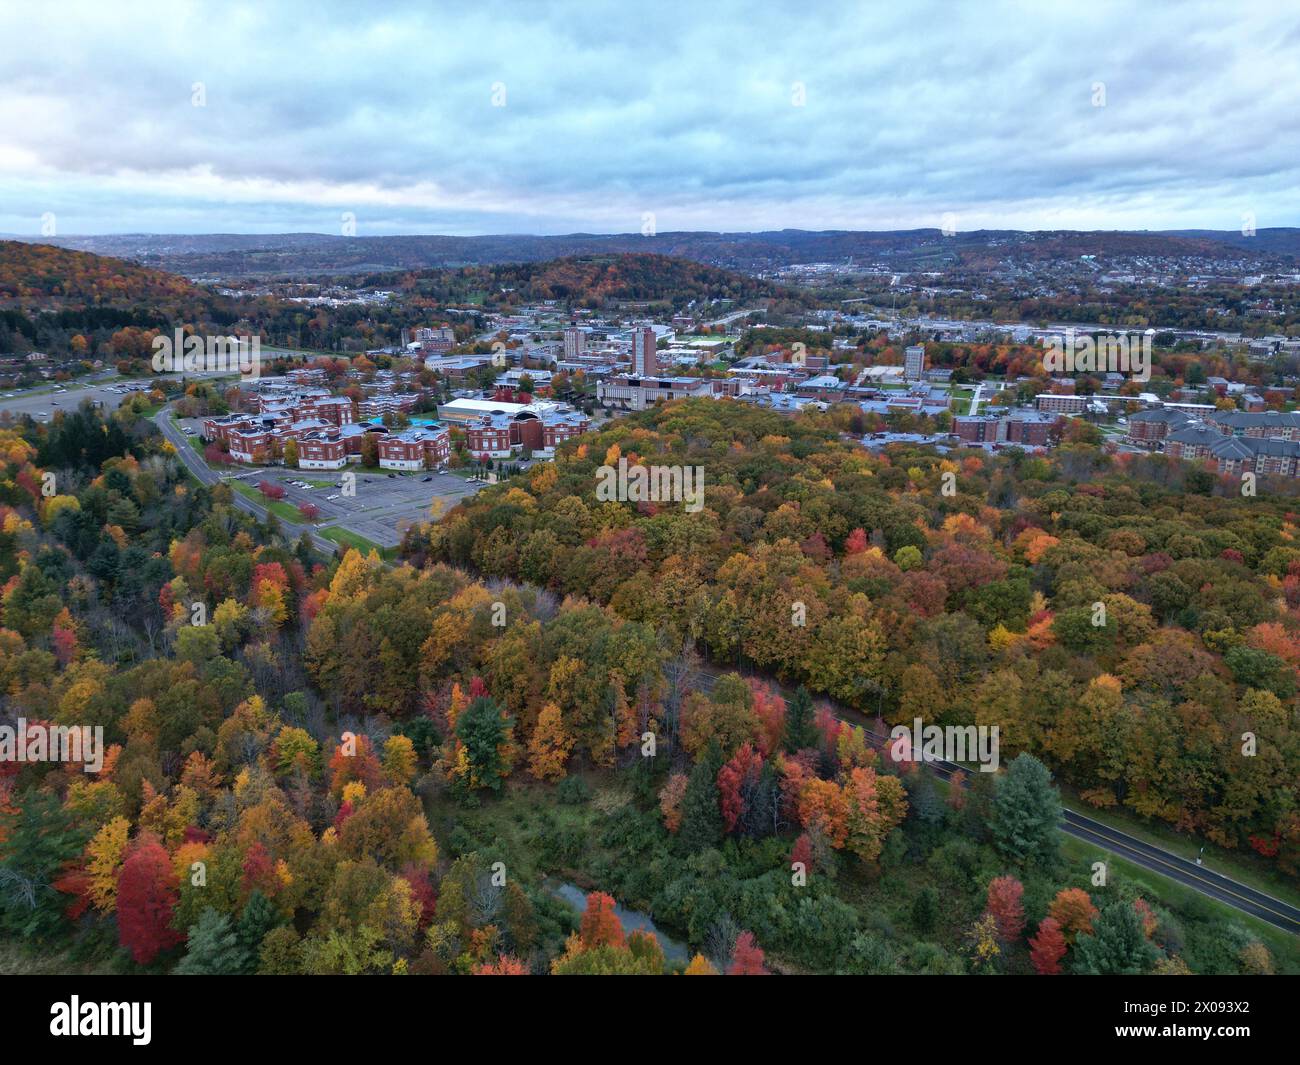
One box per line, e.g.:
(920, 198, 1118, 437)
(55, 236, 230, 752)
(632, 326, 658, 377)
(904, 344, 926, 382)
(563, 327, 585, 361)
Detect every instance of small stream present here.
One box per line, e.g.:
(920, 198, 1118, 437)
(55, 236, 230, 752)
(544, 879, 690, 965)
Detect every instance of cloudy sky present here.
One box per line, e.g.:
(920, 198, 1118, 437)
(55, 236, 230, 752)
(2, 0, 1298, 236)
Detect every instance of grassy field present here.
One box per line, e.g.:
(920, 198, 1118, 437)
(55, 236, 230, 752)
(231, 480, 308, 524)
(0, 940, 117, 976)
(425, 775, 622, 887)
(318, 525, 388, 556)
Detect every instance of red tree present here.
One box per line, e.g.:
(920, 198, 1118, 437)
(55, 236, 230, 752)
(716, 743, 763, 834)
(298, 502, 320, 522)
(789, 833, 815, 876)
(257, 480, 286, 500)
(727, 931, 767, 975)
(579, 892, 624, 949)
(985, 875, 1026, 942)
(1029, 917, 1068, 975)
(241, 841, 278, 896)
(844, 527, 869, 555)
(749, 682, 787, 758)
(116, 834, 183, 964)
(400, 863, 438, 931)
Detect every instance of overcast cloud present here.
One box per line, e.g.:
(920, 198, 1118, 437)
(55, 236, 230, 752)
(2, 0, 1298, 235)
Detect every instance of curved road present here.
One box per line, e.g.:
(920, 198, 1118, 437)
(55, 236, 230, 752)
(682, 667, 1300, 936)
(153, 408, 342, 557)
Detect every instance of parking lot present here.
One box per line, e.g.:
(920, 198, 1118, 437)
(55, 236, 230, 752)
(0, 371, 240, 424)
(0, 378, 146, 422)
(217, 461, 484, 549)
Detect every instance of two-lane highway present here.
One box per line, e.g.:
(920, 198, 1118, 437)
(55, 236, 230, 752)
(680, 666, 1300, 936)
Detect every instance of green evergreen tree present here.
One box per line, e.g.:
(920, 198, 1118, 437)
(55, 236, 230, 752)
(0, 791, 89, 942)
(678, 744, 724, 852)
(1071, 902, 1159, 975)
(991, 754, 1061, 867)
(176, 908, 249, 975)
(783, 686, 818, 754)
(456, 695, 514, 793)
(911, 885, 938, 934)
(962, 770, 998, 843)
(235, 890, 283, 972)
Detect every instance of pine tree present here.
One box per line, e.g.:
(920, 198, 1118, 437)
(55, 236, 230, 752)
(0, 791, 89, 942)
(991, 754, 1061, 867)
(912, 885, 938, 934)
(236, 890, 283, 972)
(678, 745, 724, 852)
(783, 686, 818, 754)
(1071, 902, 1159, 975)
(456, 695, 514, 792)
(177, 908, 249, 975)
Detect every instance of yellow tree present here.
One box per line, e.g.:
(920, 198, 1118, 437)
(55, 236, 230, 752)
(383, 734, 418, 785)
(85, 816, 131, 913)
(684, 953, 718, 975)
(527, 702, 572, 782)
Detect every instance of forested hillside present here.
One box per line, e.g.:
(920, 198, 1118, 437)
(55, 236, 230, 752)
(414, 399, 1300, 874)
(365, 253, 802, 312)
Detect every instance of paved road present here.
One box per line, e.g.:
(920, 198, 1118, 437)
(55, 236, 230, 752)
(152, 408, 342, 557)
(681, 666, 1300, 936)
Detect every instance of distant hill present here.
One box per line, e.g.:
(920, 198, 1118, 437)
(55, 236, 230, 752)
(0, 239, 204, 307)
(365, 253, 799, 309)
(9, 227, 1299, 278)
(1163, 228, 1300, 255)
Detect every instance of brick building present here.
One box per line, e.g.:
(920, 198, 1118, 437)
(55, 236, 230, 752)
(377, 426, 451, 470)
